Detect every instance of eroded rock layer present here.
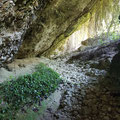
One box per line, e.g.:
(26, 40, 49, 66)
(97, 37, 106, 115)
(0, 0, 50, 66)
(0, 0, 120, 66)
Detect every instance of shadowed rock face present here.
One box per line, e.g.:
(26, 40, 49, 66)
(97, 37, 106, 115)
(110, 52, 120, 77)
(110, 43, 120, 77)
(17, 0, 98, 58)
(0, 0, 120, 66)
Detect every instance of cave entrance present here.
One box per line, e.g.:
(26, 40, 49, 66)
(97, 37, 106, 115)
(51, 14, 120, 58)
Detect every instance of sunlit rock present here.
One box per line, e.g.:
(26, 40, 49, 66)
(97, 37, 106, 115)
(0, 0, 120, 66)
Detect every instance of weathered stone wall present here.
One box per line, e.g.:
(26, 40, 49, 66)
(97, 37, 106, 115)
(45, 0, 120, 58)
(0, 0, 120, 66)
(0, 0, 50, 66)
(17, 0, 98, 58)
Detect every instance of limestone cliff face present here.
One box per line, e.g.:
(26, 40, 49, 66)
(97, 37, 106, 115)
(0, 0, 50, 66)
(43, 0, 120, 58)
(17, 0, 98, 58)
(0, 0, 120, 66)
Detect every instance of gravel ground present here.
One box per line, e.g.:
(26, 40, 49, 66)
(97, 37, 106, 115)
(38, 56, 120, 120)
(0, 54, 120, 120)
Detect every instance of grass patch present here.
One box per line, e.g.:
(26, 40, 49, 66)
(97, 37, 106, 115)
(0, 63, 62, 120)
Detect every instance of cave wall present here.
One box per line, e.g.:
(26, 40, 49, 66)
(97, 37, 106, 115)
(0, 0, 120, 66)
(17, 0, 98, 58)
(0, 0, 51, 66)
(45, 0, 120, 58)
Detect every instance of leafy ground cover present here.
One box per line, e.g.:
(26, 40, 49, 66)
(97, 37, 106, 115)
(0, 63, 62, 120)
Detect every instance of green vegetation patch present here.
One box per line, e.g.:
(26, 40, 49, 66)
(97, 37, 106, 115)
(0, 63, 62, 120)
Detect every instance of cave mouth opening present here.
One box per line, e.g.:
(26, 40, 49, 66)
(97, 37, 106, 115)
(50, 13, 120, 59)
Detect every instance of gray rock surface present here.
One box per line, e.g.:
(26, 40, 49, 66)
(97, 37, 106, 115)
(0, 0, 120, 66)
